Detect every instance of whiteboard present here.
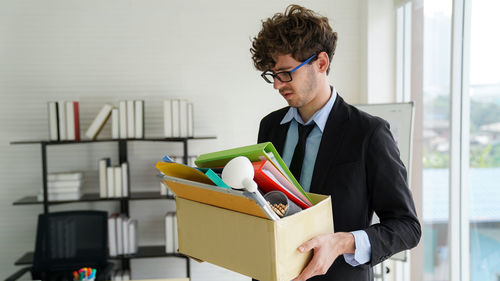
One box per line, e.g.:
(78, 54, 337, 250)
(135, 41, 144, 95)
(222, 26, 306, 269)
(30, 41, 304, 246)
(354, 102, 415, 262)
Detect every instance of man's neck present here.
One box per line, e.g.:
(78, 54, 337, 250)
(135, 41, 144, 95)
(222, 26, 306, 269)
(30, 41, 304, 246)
(298, 81, 332, 123)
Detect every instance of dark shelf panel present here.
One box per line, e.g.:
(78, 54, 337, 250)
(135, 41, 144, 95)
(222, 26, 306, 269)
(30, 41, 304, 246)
(13, 192, 174, 205)
(14, 246, 186, 265)
(10, 136, 216, 145)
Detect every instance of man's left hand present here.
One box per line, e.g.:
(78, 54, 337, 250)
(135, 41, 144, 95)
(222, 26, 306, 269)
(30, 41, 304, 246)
(292, 232, 355, 281)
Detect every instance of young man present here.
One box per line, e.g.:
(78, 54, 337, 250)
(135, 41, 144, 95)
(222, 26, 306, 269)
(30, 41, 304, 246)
(250, 5, 421, 281)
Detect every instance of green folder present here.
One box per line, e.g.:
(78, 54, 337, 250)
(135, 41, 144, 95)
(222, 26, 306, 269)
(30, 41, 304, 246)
(194, 142, 312, 203)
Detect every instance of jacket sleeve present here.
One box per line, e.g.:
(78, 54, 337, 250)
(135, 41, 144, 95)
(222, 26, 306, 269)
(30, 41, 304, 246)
(364, 121, 421, 265)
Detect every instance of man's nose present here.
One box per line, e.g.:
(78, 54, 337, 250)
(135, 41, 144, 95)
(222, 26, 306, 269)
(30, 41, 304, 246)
(273, 78, 285, 90)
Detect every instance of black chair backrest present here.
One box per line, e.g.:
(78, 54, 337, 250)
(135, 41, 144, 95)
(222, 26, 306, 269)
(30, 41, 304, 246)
(32, 210, 108, 273)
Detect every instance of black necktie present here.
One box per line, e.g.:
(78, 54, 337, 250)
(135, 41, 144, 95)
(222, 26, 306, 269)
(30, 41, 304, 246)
(289, 123, 315, 182)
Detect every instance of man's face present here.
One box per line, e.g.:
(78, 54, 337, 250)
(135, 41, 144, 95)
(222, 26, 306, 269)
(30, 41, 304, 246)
(270, 54, 318, 109)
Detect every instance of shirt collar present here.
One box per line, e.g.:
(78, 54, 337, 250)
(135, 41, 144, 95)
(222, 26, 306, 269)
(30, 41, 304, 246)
(280, 86, 337, 133)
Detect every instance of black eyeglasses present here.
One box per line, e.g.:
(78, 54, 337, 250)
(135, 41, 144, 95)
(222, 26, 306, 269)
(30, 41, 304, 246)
(261, 54, 317, 84)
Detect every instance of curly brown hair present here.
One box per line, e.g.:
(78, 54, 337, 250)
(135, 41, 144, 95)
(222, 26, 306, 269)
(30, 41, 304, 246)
(250, 4, 338, 74)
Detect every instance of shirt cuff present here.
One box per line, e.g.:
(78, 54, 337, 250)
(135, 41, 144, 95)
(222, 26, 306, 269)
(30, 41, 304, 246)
(343, 230, 371, 267)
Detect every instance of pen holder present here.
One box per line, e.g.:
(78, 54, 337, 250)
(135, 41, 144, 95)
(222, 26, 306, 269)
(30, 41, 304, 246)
(263, 190, 302, 217)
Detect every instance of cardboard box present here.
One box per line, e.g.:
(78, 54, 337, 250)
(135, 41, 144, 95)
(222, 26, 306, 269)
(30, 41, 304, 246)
(175, 192, 334, 281)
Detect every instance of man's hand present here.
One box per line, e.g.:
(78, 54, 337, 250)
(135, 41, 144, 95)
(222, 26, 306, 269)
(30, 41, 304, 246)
(292, 232, 355, 281)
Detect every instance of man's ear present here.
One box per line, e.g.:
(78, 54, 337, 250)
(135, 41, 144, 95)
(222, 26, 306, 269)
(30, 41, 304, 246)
(316, 52, 330, 73)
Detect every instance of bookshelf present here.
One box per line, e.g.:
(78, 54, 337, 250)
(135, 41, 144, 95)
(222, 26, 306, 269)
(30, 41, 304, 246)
(10, 136, 216, 278)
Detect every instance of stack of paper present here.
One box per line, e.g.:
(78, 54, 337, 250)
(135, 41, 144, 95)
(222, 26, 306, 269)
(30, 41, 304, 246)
(37, 172, 83, 201)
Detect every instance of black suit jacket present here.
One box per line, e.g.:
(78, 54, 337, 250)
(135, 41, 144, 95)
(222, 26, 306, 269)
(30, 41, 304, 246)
(257, 95, 421, 281)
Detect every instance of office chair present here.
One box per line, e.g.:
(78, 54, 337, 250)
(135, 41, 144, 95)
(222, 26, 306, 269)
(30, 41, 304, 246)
(6, 211, 113, 281)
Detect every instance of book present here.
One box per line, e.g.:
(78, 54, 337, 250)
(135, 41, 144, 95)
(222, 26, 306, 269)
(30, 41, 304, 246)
(99, 158, 111, 198)
(72, 101, 80, 141)
(171, 99, 180, 137)
(165, 212, 175, 253)
(160, 155, 229, 188)
(119, 101, 127, 139)
(47, 172, 82, 181)
(163, 99, 172, 137)
(37, 191, 81, 201)
(173, 213, 178, 252)
(179, 99, 188, 137)
(253, 160, 312, 209)
(111, 108, 119, 139)
(42, 186, 80, 193)
(66, 101, 79, 141)
(47, 180, 82, 189)
(114, 166, 122, 198)
(48, 102, 59, 141)
(194, 142, 312, 203)
(122, 217, 129, 254)
(187, 102, 194, 137)
(128, 219, 138, 254)
(107, 166, 115, 197)
(58, 100, 67, 141)
(127, 100, 135, 138)
(135, 100, 144, 139)
(116, 214, 123, 255)
(121, 162, 128, 197)
(85, 104, 113, 140)
(108, 214, 118, 256)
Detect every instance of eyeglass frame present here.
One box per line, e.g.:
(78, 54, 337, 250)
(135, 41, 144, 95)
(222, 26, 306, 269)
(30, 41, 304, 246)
(260, 54, 318, 84)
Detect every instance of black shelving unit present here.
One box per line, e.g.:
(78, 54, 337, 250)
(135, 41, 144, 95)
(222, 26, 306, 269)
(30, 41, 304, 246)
(10, 136, 216, 278)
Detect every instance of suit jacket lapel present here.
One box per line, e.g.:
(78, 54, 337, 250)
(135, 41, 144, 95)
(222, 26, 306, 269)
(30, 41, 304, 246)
(310, 95, 350, 194)
(272, 121, 290, 155)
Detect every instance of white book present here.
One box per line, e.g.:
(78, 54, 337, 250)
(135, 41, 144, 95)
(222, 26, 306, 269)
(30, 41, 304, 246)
(48, 172, 82, 181)
(48, 102, 59, 141)
(37, 192, 81, 201)
(66, 102, 75, 140)
(165, 212, 174, 253)
(163, 99, 172, 137)
(119, 101, 127, 139)
(44, 186, 80, 193)
(114, 166, 122, 198)
(107, 166, 115, 197)
(122, 270, 130, 281)
(135, 100, 144, 139)
(128, 220, 138, 254)
(85, 104, 113, 140)
(116, 215, 124, 255)
(173, 213, 178, 252)
(114, 272, 122, 281)
(127, 100, 135, 138)
(171, 99, 180, 137)
(99, 158, 110, 198)
(179, 99, 188, 137)
(58, 100, 67, 141)
(122, 217, 129, 254)
(187, 102, 194, 137)
(107, 214, 118, 256)
(121, 162, 128, 197)
(47, 180, 81, 189)
(111, 108, 119, 139)
(160, 182, 167, 196)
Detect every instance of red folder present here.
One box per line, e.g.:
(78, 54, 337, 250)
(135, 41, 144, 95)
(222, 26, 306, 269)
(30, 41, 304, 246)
(252, 160, 313, 209)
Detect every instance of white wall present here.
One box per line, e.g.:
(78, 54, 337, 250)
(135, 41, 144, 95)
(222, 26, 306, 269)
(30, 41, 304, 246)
(0, 0, 381, 279)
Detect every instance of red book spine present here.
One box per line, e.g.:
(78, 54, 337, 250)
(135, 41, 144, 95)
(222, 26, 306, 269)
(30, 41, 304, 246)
(73, 102, 80, 141)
